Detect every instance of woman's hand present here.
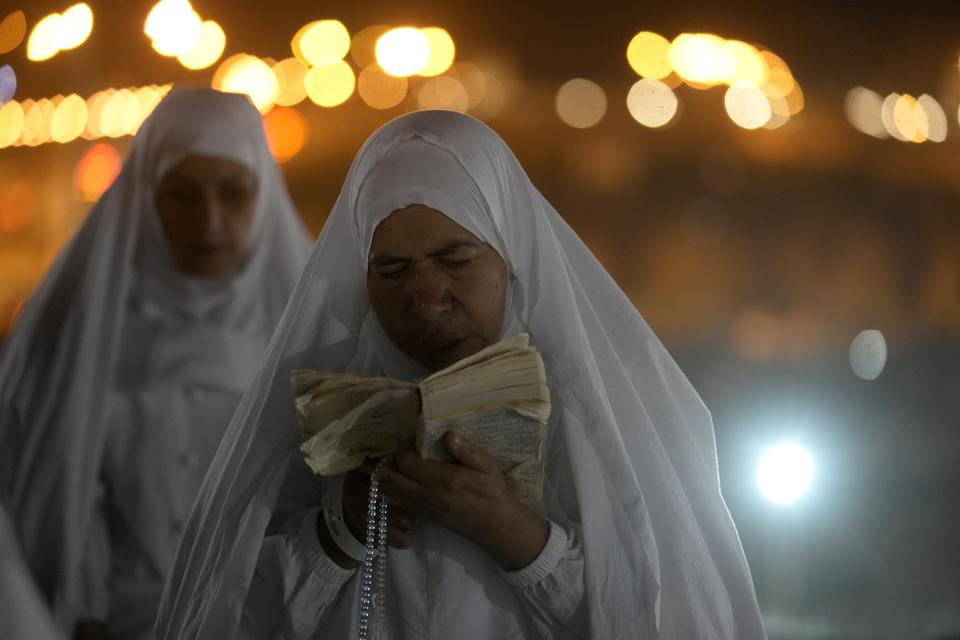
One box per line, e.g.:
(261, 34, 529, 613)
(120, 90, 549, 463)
(343, 462, 417, 550)
(379, 431, 549, 570)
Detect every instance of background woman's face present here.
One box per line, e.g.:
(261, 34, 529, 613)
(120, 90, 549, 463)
(367, 204, 508, 373)
(154, 154, 257, 278)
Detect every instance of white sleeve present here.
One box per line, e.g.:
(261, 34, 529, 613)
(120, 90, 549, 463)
(238, 507, 356, 640)
(77, 481, 111, 622)
(500, 520, 588, 639)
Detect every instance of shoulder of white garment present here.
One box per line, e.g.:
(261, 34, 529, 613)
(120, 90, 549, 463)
(499, 520, 570, 587)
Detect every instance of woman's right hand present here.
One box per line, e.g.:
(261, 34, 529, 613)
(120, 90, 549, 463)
(342, 460, 416, 550)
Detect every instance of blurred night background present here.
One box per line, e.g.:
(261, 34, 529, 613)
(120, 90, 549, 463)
(2, 1, 959, 638)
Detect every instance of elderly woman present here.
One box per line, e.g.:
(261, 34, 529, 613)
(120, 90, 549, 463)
(0, 88, 312, 640)
(157, 110, 766, 639)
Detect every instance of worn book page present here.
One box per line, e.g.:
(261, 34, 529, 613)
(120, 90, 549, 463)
(300, 388, 419, 475)
(418, 406, 547, 504)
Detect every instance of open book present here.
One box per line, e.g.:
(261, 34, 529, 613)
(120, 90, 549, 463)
(292, 334, 551, 503)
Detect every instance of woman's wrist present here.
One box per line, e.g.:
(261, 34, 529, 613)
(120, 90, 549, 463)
(484, 499, 550, 571)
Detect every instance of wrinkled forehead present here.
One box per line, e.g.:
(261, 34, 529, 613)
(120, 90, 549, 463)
(354, 138, 505, 263)
(137, 88, 266, 186)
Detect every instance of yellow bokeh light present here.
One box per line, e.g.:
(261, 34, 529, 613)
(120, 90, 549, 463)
(273, 57, 309, 107)
(27, 13, 63, 61)
(58, 3, 93, 51)
(419, 27, 456, 77)
(262, 106, 307, 162)
(145, 0, 202, 57)
(351, 24, 389, 69)
(892, 94, 921, 142)
(723, 40, 767, 86)
(293, 20, 350, 67)
(626, 78, 678, 128)
(668, 33, 730, 86)
(880, 93, 906, 141)
(100, 88, 139, 137)
(22, 98, 55, 145)
(304, 60, 355, 107)
(724, 83, 771, 129)
(357, 64, 408, 110)
(215, 55, 279, 113)
(917, 94, 947, 142)
(0, 100, 25, 148)
(761, 86, 791, 130)
(51, 93, 87, 143)
(555, 78, 607, 129)
(417, 76, 469, 112)
(84, 90, 111, 138)
(0, 10, 27, 55)
(177, 20, 225, 70)
(626, 31, 672, 79)
(844, 86, 887, 139)
(376, 27, 430, 77)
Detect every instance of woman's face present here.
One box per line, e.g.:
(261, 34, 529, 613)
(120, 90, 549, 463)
(154, 154, 257, 277)
(367, 204, 508, 373)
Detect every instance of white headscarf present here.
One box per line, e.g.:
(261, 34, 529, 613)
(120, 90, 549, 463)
(156, 110, 766, 639)
(0, 87, 312, 629)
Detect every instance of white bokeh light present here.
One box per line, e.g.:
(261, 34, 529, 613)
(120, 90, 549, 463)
(756, 442, 814, 504)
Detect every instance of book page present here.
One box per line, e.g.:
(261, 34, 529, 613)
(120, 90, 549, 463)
(299, 388, 418, 475)
(418, 406, 546, 504)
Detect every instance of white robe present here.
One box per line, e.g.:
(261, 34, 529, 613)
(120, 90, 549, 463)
(157, 110, 767, 640)
(0, 88, 312, 637)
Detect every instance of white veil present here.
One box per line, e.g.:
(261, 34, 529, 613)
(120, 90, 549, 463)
(0, 88, 312, 629)
(156, 110, 766, 639)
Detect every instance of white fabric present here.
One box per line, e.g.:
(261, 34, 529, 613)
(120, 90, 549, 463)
(0, 502, 64, 640)
(0, 87, 312, 634)
(156, 110, 767, 639)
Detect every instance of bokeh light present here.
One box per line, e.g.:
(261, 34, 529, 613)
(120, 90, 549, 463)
(849, 329, 887, 380)
(262, 106, 307, 162)
(844, 86, 887, 138)
(50, 93, 87, 143)
(626, 31, 672, 79)
(0, 64, 15, 104)
(304, 60, 355, 107)
(556, 78, 607, 129)
(134, 85, 165, 125)
(626, 78, 678, 128)
(0, 10, 27, 55)
(668, 33, 729, 86)
(58, 3, 93, 50)
(272, 57, 309, 107)
(0, 100, 25, 148)
(724, 83, 771, 129)
(0, 181, 35, 232)
(176, 20, 225, 70)
(417, 76, 469, 112)
(357, 64, 408, 110)
(376, 27, 430, 77)
(27, 13, 63, 62)
(723, 40, 767, 86)
(917, 94, 947, 143)
(418, 27, 456, 77)
(214, 54, 278, 113)
(74, 143, 121, 202)
(756, 443, 814, 505)
(892, 94, 921, 142)
(881, 93, 907, 141)
(99, 88, 139, 137)
(350, 24, 389, 69)
(292, 20, 350, 67)
(22, 98, 55, 146)
(83, 90, 111, 138)
(145, 0, 202, 57)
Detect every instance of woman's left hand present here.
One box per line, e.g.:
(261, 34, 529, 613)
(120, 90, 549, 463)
(376, 431, 549, 570)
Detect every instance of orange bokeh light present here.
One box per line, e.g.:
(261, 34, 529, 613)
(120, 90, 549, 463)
(0, 181, 35, 232)
(262, 106, 306, 163)
(74, 143, 122, 202)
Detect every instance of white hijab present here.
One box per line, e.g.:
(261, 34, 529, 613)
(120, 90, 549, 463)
(0, 87, 312, 629)
(156, 110, 766, 639)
